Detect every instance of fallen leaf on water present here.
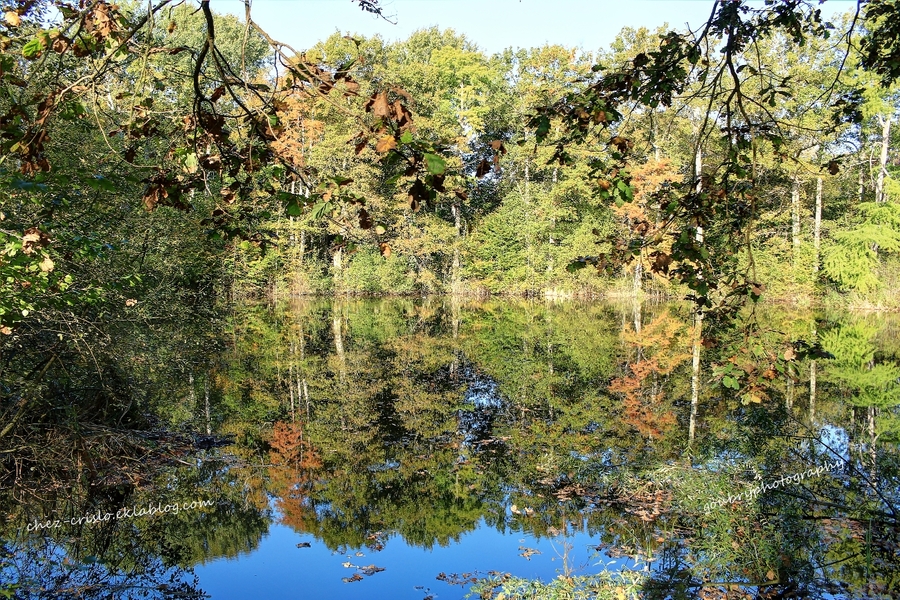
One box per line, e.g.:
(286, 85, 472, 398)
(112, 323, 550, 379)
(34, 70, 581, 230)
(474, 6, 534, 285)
(342, 574, 363, 583)
(360, 564, 385, 576)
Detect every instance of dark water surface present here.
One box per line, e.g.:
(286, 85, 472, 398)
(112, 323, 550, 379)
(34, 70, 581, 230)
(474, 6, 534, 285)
(3, 298, 899, 598)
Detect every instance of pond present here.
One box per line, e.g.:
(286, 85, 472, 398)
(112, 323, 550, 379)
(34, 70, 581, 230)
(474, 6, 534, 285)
(2, 298, 899, 599)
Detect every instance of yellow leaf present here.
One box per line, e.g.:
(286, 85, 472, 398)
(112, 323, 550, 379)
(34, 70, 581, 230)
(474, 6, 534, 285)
(375, 135, 397, 153)
(616, 587, 627, 600)
(39, 256, 54, 272)
(4, 11, 20, 26)
(742, 392, 762, 404)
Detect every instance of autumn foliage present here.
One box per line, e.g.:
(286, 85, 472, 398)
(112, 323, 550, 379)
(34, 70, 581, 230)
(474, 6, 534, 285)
(609, 311, 691, 438)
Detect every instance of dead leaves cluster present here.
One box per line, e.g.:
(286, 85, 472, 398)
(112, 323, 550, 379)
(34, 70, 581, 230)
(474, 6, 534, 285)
(341, 559, 385, 583)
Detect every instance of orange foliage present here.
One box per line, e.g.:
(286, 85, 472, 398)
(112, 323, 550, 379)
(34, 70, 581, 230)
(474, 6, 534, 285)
(612, 159, 680, 231)
(268, 89, 326, 169)
(610, 311, 691, 439)
(267, 421, 323, 533)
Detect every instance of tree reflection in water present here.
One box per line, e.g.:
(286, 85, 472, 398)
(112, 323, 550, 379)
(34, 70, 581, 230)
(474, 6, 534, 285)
(3, 299, 899, 599)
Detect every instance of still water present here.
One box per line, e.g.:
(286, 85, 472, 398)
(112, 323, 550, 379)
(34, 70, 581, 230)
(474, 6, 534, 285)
(3, 298, 899, 598)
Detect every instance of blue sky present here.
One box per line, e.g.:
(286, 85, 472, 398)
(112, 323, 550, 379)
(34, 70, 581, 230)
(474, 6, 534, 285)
(217, 0, 859, 56)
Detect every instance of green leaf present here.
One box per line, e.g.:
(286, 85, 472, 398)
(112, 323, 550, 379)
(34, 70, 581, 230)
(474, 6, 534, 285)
(22, 38, 43, 59)
(87, 175, 117, 192)
(423, 153, 446, 176)
(286, 200, 302, 217)
(535, 115, 551, 140)
(566, 260, 587, 274)
(9, 179, 47, 192)
(311, 201, 333, 220)
(182, 152, 198, 174)
(400, 131, 413, 144)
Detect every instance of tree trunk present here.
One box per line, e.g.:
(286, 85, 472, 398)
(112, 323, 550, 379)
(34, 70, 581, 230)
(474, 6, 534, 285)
(189, 370, 196, 410)
(875, 114, 892, 204)
(302, 378, 309, 419)
(451, 203, 462, 292)
(633, 261, 642, 297)
(204, 374, 211, 435)
(288, 358, 295, 422)
(299, 230, 306, 266)
(689, 313, 702, 445)
(689, 145, 703, 445)
(791, 177, 801, 270)
(869, 404, 877, 485)
(813, 177, 822, 274)
(786, 375, 794, 411)
(859, 163, 865, 203)
(809, 359, 816, 425)
(333, 306, 346, 429)
(524, 162, 534, 289)
(333, 310, 346, 382)
(332, 247, 343, 291)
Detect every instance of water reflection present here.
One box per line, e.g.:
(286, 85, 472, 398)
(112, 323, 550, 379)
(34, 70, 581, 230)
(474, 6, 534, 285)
(3, 299, 899, 598)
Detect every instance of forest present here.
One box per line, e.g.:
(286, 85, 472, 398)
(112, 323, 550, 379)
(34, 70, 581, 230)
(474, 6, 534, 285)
(1, 0, 900, 598)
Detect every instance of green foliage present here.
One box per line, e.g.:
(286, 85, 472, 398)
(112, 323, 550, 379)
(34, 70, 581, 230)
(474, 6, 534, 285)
(822, 321, 900, 410)
(344, 249, 416, 294)
(823, 202, 900, 293)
